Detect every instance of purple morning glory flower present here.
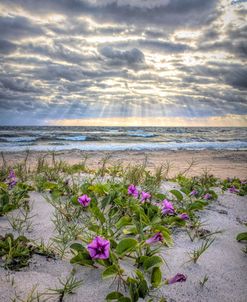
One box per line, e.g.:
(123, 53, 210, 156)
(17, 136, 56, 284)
(203, 193, 212, 200)
(87, 236, 110, 260)
(189, 190, 198, 197)
(9, 169, 15, 178)
(7, 169, 17, 189)
(162, 199, 175, 215)
(78, 194, 91, 207)
(146, 232, 163, 244)
(229, 186, 239, 194)
(167, 273, 187, 284)
(141, 191, 151, 202)
(128, 184, 139, 198)
(179, 213, 189, 220)
(241, 180, 247, 185)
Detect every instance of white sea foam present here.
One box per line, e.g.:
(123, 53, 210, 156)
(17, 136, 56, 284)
(58, 135, 87, 141)
(127, 130, 156, 137)
(0, 136, 37, 142)
(0, 140, 247, 152)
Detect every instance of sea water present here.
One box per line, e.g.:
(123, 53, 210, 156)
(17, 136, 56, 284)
(0, 126, 246, 152)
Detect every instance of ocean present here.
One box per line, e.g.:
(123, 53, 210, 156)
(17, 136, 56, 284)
(0, 126, 246, 152)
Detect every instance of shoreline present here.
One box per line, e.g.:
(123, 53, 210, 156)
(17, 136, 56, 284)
(1, 149, 247, 179)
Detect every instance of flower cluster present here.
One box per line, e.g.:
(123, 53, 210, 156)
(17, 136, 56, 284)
(128, 185, 151, 203)
(161, 199, 189, 221)
(70, 181, 193, 301)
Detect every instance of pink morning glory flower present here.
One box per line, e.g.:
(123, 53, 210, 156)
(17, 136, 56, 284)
(203, 193, 212, 200)
(179, 213, 189, 220)
(128, 184, 139, 198)
(162, 199, 175, 215)
(87, 236, 110, 260)
(167, 273, 187, 284)
(141, 191, 151, 202)
(189, 190, 198, 196)
(78, 194, 91, 207)
(229, 186, 239, 194)
(146, 232, 164, 244)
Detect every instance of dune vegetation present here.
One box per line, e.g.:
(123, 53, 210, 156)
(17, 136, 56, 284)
(0, 151, 246, 301)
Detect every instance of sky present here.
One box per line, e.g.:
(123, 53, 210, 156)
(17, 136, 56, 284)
(0, 0, 246, 127)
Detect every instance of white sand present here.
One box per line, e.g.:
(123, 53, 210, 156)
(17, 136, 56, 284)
(0, 183, 247, 302)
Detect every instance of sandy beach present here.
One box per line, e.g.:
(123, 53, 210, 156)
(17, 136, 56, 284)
(0, 181, 246, 302)
(2, 149, 247, 179)
(0, 150, 247, 301)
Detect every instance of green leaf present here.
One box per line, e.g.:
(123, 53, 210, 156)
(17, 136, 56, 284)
(90, 205, 105, 224)
(70, 243, 86, 253)
(143, 256, 163, 271)
(208, 190, 218, 200)
(181, 188, 191, 195)
(101, 195, 112, 209)
(43, 182, 57, 190)
(135, 269, 144, 280)
(170, 189, 183, 202)
(0, 182, 8, 190)
(136, 256, 148, 267)
(127, 277, 139, 302)
(70, 252, 94, 267)
(154, 193, 166, 200)
(187, 200, 208, 211)
(102, 265, 118, 279)
(88, 224, 100, 233)
(88, 183, 109, 195)
(138, 279, 148, 298)
(151, 267, 162, 287)
(71, 196, 79, 205)
(106, 292, 123, 300)
(116, 238, 138, 255)
(109, 239, 117, 249)
(236, 232, 247, 242)
(118, 298, 131, 302)
(116, 216, 132, 229)
(122, 226, 137, 235)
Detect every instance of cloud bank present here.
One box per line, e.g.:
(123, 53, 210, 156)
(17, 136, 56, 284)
(0, 0, 246, 126)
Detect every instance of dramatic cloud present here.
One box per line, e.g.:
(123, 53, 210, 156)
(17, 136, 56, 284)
(100, 46, 145, 68)
(0, 39, 17, 54)
(0, 0, 246, 126)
